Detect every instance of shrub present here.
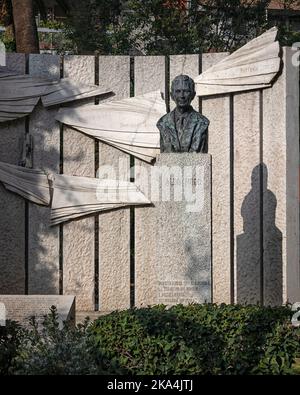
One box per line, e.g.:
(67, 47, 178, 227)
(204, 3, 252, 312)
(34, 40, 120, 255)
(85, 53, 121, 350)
(7, 307, 123, 375)
(89, 304, 299, 375)
(1, 303, 299, 375)
(0, 320, 24, 375)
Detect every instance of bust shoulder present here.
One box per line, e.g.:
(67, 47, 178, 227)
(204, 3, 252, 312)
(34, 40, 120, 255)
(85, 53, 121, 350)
(189, 110, 210, 127)
(156, 111, 173, 129)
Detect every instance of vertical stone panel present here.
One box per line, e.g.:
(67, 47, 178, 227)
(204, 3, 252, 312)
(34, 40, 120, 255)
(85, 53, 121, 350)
(0, 53, 26, 294)
(0, 121, 26, 294)
(97, 56, 131, 311)
(134, 56, 165, 98)
(234, 91, 261, 304)
(28, 54, 60, 294)
(285, 48, 300, 303)
(5, 53, 26, 74)
(263, 48, 300, 305)
(63, 56, 95, 310)
(201, 53, 231, 304)
(29, 55, 60, 80)
(134, 56, 165, 307)
(170, 54, 199, 79)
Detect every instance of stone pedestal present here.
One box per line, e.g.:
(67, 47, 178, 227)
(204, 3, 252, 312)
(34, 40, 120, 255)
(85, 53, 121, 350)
(154, 153, 211, 305)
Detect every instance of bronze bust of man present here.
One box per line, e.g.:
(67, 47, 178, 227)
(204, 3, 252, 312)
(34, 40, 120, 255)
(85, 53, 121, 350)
(157, 75, 209, 153)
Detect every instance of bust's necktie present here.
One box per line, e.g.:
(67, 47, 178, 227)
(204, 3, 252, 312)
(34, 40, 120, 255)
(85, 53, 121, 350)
(177, 115, 185, 142)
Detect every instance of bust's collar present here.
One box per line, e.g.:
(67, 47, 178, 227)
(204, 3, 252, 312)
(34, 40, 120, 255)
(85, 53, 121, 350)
(174, 105, 193, 118)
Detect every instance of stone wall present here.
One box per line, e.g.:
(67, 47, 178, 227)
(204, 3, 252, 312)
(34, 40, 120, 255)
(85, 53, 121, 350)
(0, 50, 299, 310)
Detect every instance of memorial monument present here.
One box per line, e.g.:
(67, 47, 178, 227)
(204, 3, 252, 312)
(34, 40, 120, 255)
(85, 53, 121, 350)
(154, 75, 212, 305)
(1, 27, 298, 313)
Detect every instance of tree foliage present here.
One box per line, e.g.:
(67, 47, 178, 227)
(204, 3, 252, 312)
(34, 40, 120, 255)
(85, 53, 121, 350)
(63, 0, 128, 55)
(274, 0, 300, 46)
(0, 0, 71, 53)
(2, 0, 300, 55)
(120, 0, 272, 54)
(64, 0, 296, 55)
(0, 0, 15, 50)
(198, 0, 271, 51)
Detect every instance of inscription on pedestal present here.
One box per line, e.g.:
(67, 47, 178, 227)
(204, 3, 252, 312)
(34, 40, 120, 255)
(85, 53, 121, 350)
(158, 280, 210, 305)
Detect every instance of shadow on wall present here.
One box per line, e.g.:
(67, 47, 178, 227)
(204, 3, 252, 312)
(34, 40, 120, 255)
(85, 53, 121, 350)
(236, 163, 283, 306)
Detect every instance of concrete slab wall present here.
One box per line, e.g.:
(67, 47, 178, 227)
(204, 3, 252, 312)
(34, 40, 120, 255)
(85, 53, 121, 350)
(0, 50, 299, 309)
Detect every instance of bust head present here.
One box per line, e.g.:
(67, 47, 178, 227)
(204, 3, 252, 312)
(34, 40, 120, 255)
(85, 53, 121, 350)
(171, 75, 196, 111)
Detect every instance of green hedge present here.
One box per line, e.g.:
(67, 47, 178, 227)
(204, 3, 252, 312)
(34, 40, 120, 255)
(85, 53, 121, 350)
(90, 304, 299, 375)
(1, 304, 299, 375)
(0, 309, 122, 375)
